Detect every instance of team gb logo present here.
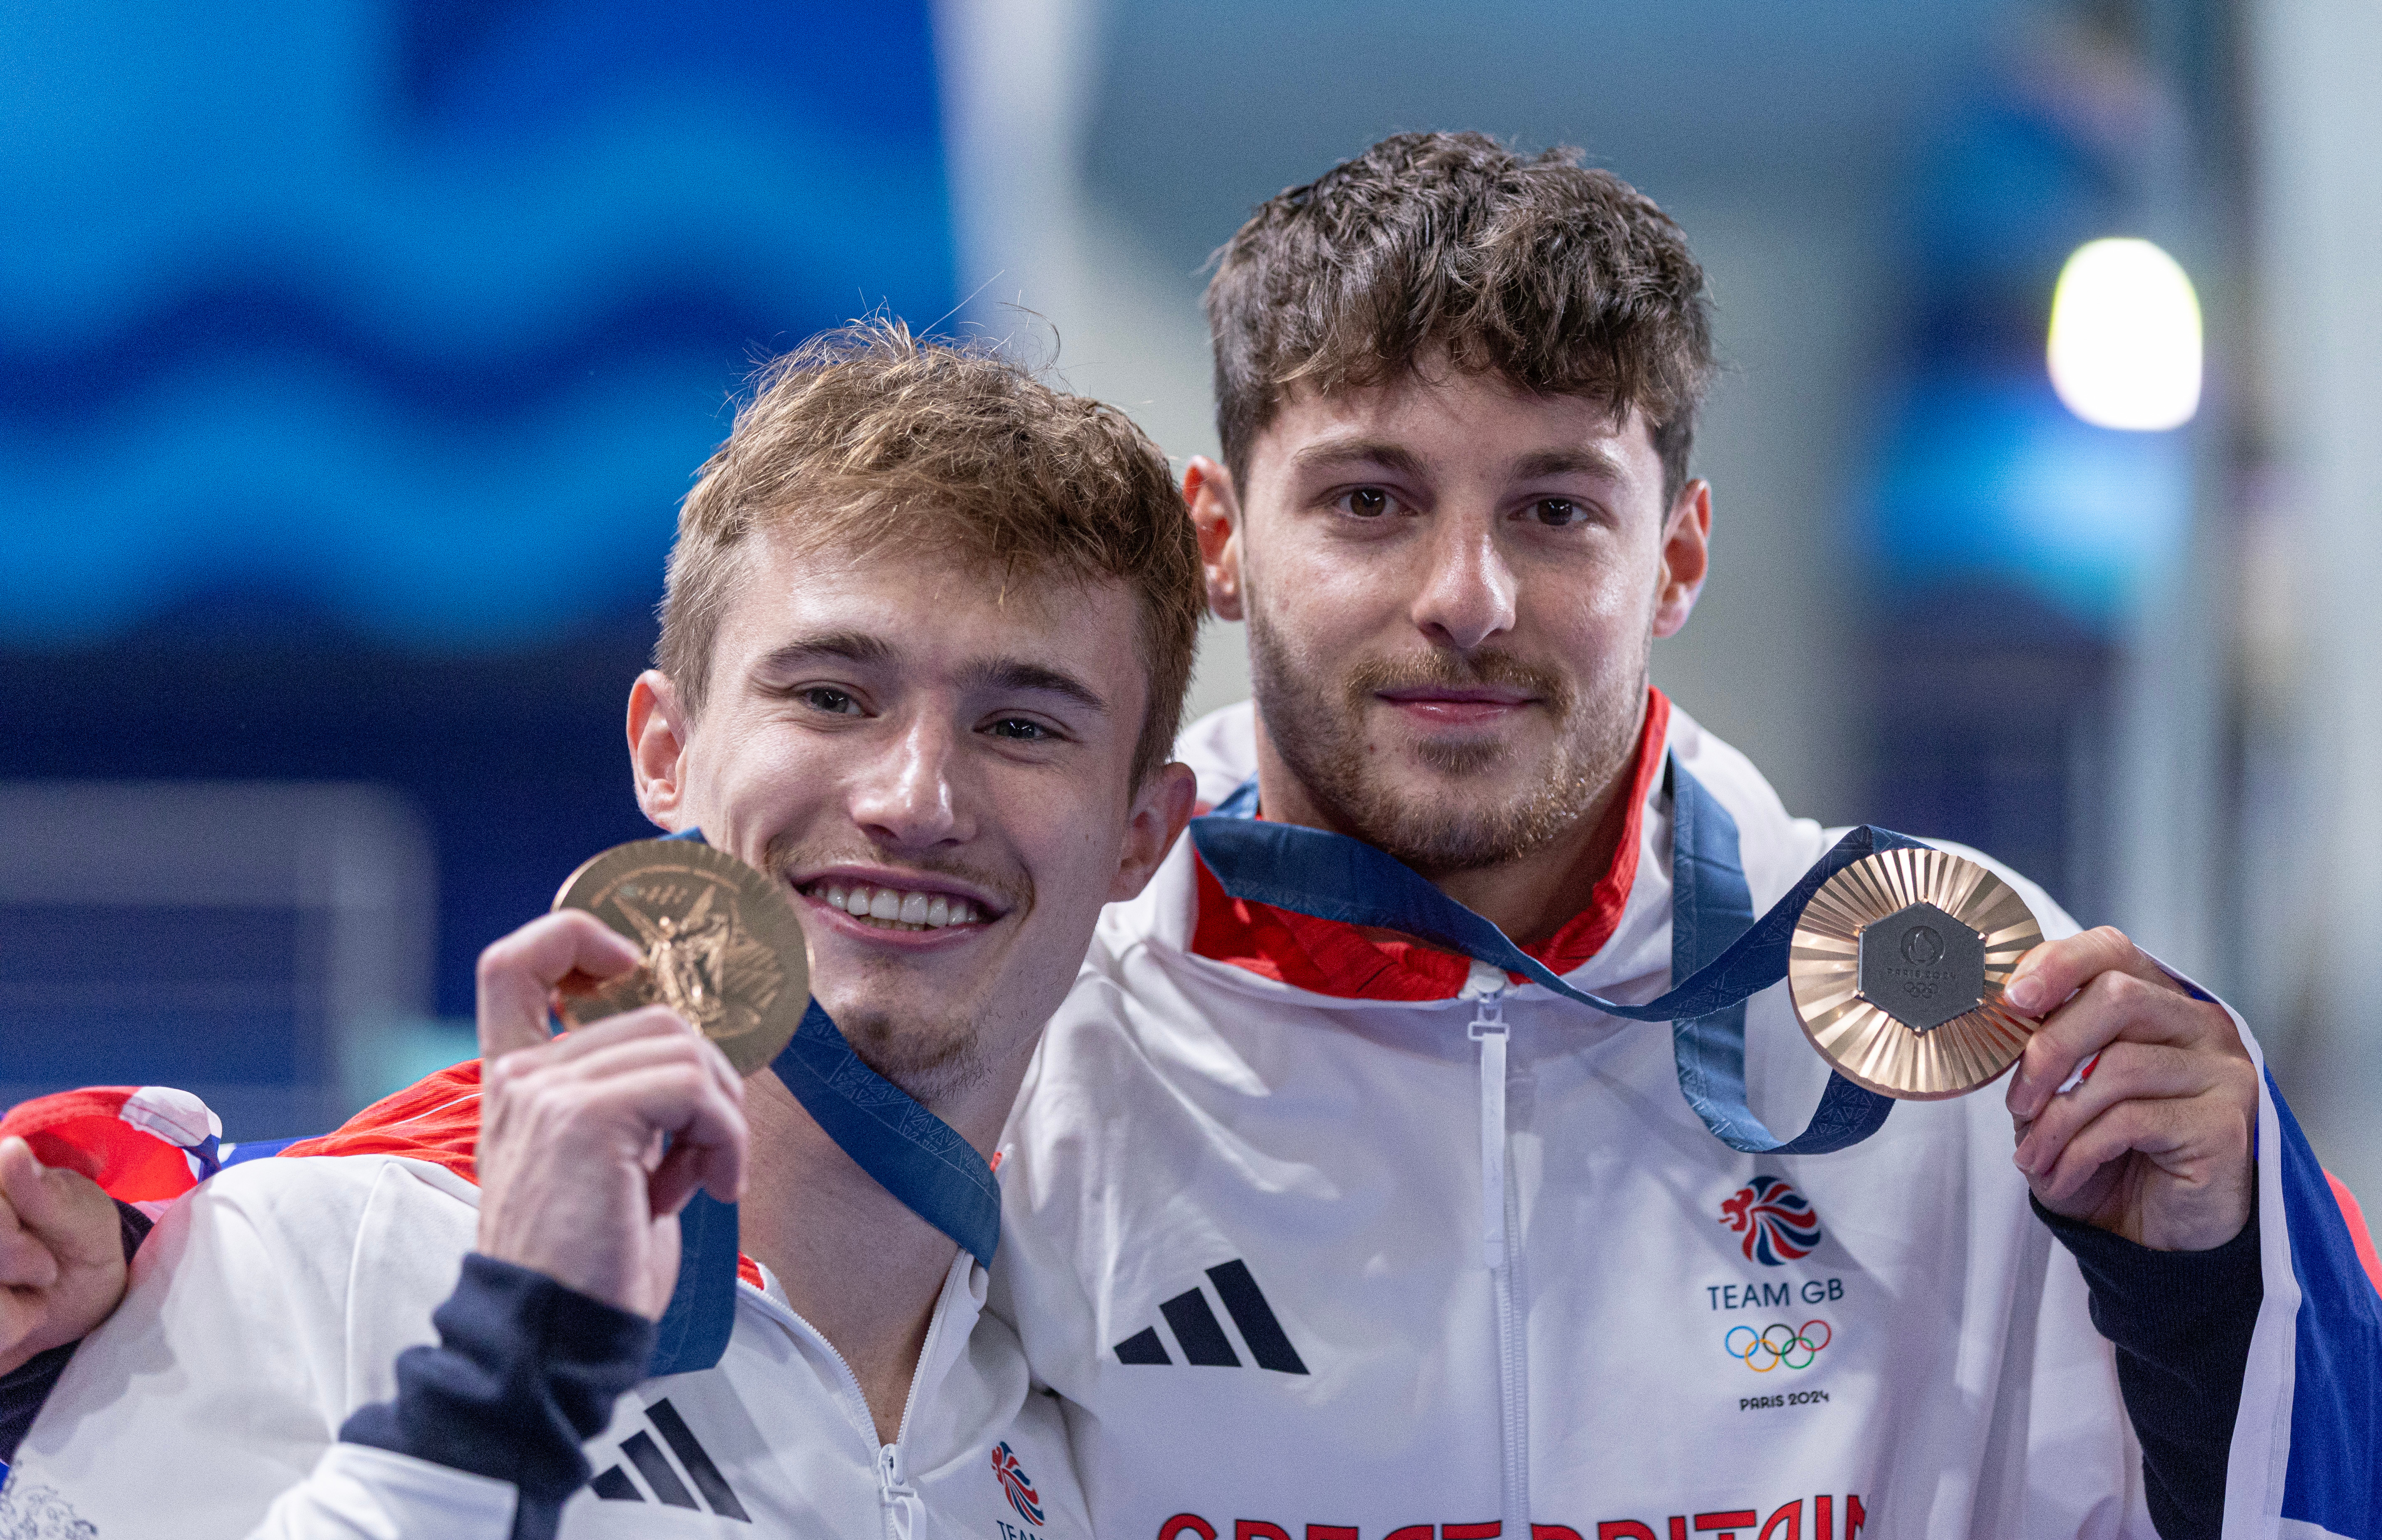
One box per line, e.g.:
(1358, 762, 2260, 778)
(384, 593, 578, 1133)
(1720, 1174, 1824, 1266)
(991, 1441, 1046, 1527)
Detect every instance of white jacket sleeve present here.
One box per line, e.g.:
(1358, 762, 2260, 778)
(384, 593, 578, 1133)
(0, 1156, 518, 1540)
(246, 1444, 515, 1540)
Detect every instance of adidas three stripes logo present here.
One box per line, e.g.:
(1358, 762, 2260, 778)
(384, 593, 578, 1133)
(581, 1265, 1301, 1519)
(588, 1397, 751, 1521)
(1113, 1258, 1308, 1374)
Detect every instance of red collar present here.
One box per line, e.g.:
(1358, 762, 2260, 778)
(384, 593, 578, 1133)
(1189, 687, 1671, 1001)
(283, 1059, 771, 1292)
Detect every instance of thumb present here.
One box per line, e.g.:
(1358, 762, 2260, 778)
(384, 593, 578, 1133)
(0, 1136, 115, 1266)
(2005, 925, 2172, 1016)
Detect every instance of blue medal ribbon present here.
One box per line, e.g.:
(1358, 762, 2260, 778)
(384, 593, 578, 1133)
(653, 760, 1910, 1372)
(1190, 758, 1920, 1158)
(647, 828, 1000, 1376)
(769, 998, 1003, 1272)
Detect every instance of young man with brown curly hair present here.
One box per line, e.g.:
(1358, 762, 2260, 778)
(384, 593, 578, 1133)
(991, 132, 2374, 1540)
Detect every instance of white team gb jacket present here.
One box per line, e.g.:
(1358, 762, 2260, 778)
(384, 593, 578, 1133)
(1, 1148, 1088, 1539)
(991, 701, 2323, 1540)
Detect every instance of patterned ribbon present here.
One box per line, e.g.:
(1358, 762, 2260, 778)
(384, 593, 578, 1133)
(648, 829, 999, 1377)
(1190, 758, 1919, 1158)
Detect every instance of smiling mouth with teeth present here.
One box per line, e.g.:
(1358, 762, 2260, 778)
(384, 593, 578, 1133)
(800, 881, 986, 932)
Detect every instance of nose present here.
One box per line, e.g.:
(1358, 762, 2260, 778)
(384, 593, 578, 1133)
(847, 709, 975, 851)
(1409, 514, 1518, 652)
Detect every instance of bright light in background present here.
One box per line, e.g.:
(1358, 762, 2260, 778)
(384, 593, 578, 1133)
(2047, 238, 2203, 431)
(2039, 241, 2201, 434)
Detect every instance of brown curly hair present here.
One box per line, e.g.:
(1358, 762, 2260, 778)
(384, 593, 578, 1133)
(658, 319, 1202, 784)
(1207, 131, 1715, 505)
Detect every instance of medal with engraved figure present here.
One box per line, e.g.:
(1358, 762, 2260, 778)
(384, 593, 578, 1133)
(551, 839, 811, 1076)
(1786, 845, 2046, 1099)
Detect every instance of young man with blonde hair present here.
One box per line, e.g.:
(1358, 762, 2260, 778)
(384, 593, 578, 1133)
(0, 320, 1202, 1537)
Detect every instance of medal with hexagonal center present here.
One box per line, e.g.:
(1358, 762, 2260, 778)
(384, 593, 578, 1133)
(1789, 848, 2045, 1097)
(1855, 901, 1986, 1033)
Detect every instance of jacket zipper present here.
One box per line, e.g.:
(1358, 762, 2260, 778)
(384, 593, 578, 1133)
(877, 1261, 954, 1540)
(1469, 988, 1529, 1531)
(878, 1444, 920, 1538)
(772, 1290, 931, 1538)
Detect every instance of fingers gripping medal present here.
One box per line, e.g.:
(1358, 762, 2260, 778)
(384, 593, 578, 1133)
(551, 840, 811, 1076)
(1787, 846, 2046, 1099)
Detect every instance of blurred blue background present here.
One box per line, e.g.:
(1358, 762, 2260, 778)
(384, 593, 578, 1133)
(4, 0, 952, 645)
(5, 0, 2380, 1237)
(2, 0, 956, 1123)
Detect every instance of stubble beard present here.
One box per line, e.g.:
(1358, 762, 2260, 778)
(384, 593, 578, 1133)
(822, 982, 987, 1109)
(1246, 603, 1646, 878)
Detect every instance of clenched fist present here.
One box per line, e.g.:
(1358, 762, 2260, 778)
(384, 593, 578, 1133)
(0, 1135, 128, 1376)
(472, 909, 749, 1319)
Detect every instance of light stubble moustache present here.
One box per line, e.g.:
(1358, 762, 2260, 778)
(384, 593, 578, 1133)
(1249, 610, 1639, 877)
(759, 834, 1031, 1108)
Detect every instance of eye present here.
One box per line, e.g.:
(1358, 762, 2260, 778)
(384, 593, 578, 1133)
(797, 686, 863, 716)
(1530, 498, 1586, 528)
(986, 717, 1054, 742)
(1335, 486, 1398, 518)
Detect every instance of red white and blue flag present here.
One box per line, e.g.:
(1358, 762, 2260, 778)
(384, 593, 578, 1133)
(0, 1086, 223, 1210)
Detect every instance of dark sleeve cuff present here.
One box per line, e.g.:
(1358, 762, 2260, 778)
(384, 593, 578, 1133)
(0, 1339, 76, 1463)
(0, 1200, 158, 1462)
(113, 1198, 154, 1262)
(339, 1253, 656, 1540)
(2035, 1193, 2263, 1540)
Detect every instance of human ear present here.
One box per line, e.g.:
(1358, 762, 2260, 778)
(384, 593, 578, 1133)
(1652, 479, 1713, 639)
(1108, 761, 1198, 902)
(1184, 457, 1246, 622)
(627, 671, 692, 830)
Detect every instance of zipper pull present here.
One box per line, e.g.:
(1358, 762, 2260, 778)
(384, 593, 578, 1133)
(878, 1443, 917, 1505)
(1469, 993, 1510, 1272)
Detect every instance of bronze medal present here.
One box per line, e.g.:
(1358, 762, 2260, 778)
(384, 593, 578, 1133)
(1786, 846, 2046, 1099)
(550, 839, 811, 1076)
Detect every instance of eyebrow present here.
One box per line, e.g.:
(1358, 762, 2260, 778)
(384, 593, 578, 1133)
(1511, 445, 1629, 481)
(1286, 437, 1629, 484)
(752, 632, 896, 675)
(752, 632, 1108, 715)
(957, 657, 1108, 716)
(1285, 436, 1430, 481)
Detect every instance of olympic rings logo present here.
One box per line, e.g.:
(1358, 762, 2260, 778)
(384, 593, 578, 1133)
(1724, 1319, 1832, 1372)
